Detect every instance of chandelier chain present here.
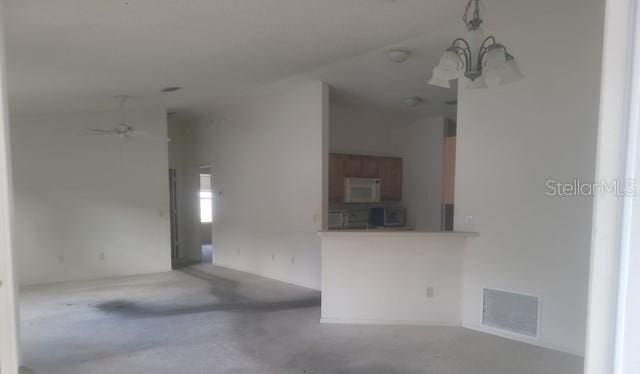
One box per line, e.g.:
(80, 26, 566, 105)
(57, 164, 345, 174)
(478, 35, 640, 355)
(463, 0, 482, 30)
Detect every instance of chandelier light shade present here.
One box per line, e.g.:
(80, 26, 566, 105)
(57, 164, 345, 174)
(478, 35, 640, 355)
(498, 54, 525, 85)
(427, 51, 461, 88)
(428, 0, 523, 89)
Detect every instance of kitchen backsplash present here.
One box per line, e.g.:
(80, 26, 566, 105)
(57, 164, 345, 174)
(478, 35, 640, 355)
(330, 201, 404, 212)
(329, 202, 407, 230)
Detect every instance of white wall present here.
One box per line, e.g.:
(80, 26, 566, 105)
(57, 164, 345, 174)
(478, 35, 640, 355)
(167, 118, 187, 257)
(321, 232, 471, 326)
(329, 95, 443, 230)
(0, 7, 20, 370)
(329, 96, 409, 158)
(205, 80, 327, 290)
(405, 116, 444, 231)
(167, 118, 204, 261)
(11, 100, 172, 285)
(584, 0, 640, 371)
(455, 2, 604, 355)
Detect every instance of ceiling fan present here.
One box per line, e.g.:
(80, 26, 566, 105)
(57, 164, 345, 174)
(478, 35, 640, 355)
(85, 123, 148, 138)
(82, 95, 165, 140)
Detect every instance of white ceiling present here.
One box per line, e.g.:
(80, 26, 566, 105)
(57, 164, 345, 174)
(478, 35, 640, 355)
(5, 0, 465, 114)
(4, 0, 575, 116)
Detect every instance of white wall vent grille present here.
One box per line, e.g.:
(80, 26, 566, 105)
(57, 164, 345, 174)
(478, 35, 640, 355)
(482, 288, 539, 338)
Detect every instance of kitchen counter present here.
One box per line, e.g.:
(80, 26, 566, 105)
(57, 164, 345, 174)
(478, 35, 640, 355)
(319, 229, 477, 237)
(319, 228, 477, 327)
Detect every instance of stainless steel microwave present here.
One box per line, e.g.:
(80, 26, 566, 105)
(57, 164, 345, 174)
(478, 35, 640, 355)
(369, 207, 406, 227)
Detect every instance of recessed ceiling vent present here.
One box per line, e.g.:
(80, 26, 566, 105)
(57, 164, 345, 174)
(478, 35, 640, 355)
(482, 288, 539, 338)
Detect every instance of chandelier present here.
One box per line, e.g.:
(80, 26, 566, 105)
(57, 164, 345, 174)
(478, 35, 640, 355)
(428, 0, 524, 89)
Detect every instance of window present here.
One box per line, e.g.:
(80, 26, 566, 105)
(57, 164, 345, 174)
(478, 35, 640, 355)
(199, 173, 212, 223)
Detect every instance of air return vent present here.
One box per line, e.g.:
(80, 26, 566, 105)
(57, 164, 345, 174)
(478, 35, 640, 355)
(482, 288, 539, 338)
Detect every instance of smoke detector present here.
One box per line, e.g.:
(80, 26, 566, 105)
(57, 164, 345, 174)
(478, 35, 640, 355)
(387, 47, 411, 63)
(404, 96, 423, 107)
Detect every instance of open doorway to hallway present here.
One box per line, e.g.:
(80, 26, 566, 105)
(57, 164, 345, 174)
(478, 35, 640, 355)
(199, 168, 213, 263)
(167, 116, 215, 269)
(169, 168, 180, 259)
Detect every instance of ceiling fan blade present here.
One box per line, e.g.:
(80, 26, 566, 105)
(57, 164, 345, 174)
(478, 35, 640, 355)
(79, 129, 114, 136)
(126, 131, 171, 143)
(129, 130, 149, 136)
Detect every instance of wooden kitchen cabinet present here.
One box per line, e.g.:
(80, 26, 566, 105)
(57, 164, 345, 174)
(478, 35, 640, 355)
(329, 153, 402, 202)
(329, 154, 347, 202)
(378, 157, 402, 201)
(361, 156, 379, 178)
(442, 137, 456, 205)
(345, 155, 363, 177)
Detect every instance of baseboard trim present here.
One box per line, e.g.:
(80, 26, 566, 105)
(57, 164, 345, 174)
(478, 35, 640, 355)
(212, 262, 320, 291)
(320, 317, 460, 327)
(462, 323, 584, 357)
(319, 318, 584, 356)
(20, 266, 173, 287)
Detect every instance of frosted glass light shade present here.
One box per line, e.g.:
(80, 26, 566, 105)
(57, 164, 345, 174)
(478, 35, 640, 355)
(466, 75, 488, 89)
(428, 67, 452, 88)
(484, 47, 506, 72)
(438, 50, 462, 73)
(428, 50, 462, 88)
(498, 55, 524, 85)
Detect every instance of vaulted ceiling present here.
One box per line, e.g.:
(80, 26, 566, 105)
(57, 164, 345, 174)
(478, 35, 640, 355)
(4, 0, 574, 116)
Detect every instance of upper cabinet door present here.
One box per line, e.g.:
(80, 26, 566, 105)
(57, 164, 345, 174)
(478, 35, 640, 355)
(345, 155, 363, 177)
(361, 156, 379, 178)
(379, 157, 403, 201)
(329, 154, 347, 202)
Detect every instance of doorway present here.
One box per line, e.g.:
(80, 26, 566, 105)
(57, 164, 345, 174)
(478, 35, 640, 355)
(199, 168, 213, 263)
(169, 168, 179, 259)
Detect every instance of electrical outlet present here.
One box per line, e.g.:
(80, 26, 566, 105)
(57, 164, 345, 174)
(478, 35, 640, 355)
(465, 216, 474, 225)
(427, 286, 435, 298)
(100, 252, 105, 261)
(291, 257, 295, 265)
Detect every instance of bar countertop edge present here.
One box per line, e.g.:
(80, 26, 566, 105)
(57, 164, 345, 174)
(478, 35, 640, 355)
(317, 230, 479, 238)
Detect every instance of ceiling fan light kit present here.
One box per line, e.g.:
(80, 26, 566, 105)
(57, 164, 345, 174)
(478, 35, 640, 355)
(428, 0, 523, 89)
